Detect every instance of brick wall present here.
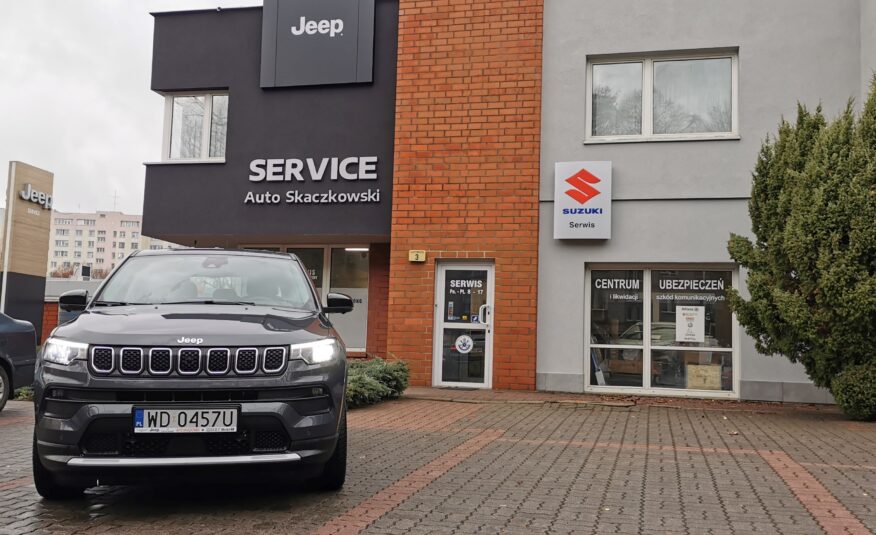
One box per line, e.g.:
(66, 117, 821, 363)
(41, 302, 58, 342)
(387, 0, 543, 389)
(366, 243, 390, 358)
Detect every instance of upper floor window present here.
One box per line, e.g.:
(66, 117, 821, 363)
(76, 219, 96, 226)
(121, 220, 139, 228)
(586, 51, 737, 143)
(55, 218, 73, 225)
(163, 92, 228, 161)
(55, 229, 69, 236)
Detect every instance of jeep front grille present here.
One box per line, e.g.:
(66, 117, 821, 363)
(87, 346, 289, 378)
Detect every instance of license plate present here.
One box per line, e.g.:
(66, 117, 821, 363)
(133, 407, 238, 434)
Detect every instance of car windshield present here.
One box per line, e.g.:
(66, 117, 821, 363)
(95, 253, 317, 310)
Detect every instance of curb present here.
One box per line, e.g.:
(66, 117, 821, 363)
(402, 394, 637, 409)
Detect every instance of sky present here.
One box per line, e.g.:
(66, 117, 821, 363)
(0, 0, 262, 215)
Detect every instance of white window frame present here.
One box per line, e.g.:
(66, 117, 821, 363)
(161, 91, 228, 163)
(585, 50, 739, 144)
(584, 264, 741, 399)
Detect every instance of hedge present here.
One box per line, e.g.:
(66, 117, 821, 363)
(831, 363, 876, 421)
(346, 358, 409, 408)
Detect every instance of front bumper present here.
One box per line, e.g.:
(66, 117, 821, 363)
(34, 358, 345, 486)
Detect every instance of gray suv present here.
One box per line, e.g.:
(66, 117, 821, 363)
(33, 249, 352, 500)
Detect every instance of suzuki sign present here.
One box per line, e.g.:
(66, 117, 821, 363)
(261, 0, 375, 88)
(553, 161, 612, 239)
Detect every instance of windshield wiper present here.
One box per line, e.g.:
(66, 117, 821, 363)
(92, 301, 135, 307)
(158, 300, 257, 306)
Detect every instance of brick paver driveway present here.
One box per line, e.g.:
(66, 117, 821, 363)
(1, 392, 875, 534)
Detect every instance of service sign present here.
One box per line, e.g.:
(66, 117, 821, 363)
(261, 0, 375, 88)
(553, 161, 611, 239)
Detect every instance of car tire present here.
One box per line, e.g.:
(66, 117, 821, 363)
(315, 405, 347, 491)
(32, 434, 85, 500)
(0, 366, 8, 412)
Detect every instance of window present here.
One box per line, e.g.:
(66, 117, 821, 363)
(285, 245, 370, 351)
(88, 241, 95, 248)
(97, 230, 106, 236)
(150, 244, 164, 250)
(54, 218, 73, 225)
(87, 252, 94, 259)
(113, 231, 117, 238)
(75, 230, 83, 237)
(74, 251, 82, 259)
(54, 251, 68, 258)
(97, 236, 106, 243)
(97, 247, 105, 253)
(132, 232, 139, 239)
(54, 240, 69, 247)
(117, 252, 125, 259)
(96, 258, 104, 264)
(76, 219, 96, 226)
(131, 242, 139, 250)
(50, 261, 57, 268)
(55, 229, 69, 236)
(588, 267, 737, 397)
(88, 230, 95, 237)
(118, 242, 125, 249)
(164, 92, 229, 161)
(121, 221, 139, 228)
(587, 51, 737, 142)
(119, 231, 126, 238)
(75, 241, 82, 247)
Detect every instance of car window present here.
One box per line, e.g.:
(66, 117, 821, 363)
(96, 254, 317, 310)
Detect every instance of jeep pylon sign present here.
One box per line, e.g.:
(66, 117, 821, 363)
(553, 161, 612, 240)
(260, 0, 375, 88)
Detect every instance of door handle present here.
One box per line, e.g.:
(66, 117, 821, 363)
(478, 304, 489, 325)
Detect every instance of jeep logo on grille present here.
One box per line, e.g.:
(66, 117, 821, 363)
(177, 337, 204, 345)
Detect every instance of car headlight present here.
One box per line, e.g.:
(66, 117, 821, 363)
(42, 338, 88, 366)
(290, 339, 338, 365)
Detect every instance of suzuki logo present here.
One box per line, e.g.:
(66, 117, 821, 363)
(564, 168, 601, 204)
(177, 337, 204, 345)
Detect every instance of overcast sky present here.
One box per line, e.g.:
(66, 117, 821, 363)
(0, 0, 262, 215)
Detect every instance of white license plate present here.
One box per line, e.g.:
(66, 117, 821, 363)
(133, 408, 238, 434)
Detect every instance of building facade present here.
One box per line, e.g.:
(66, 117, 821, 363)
(47, 211, 177, 278)
(142, 0, 873, 401)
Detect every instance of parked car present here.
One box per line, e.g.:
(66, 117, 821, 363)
(0, 312, 37, 412)
(32, 249, 353, 499)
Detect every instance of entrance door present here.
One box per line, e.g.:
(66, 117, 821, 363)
(433, 263, 494, 388)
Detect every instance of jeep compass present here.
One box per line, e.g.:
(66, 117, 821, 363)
(33, 249, 353, 499)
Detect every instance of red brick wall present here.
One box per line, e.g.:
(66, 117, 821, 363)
(42, 302, 58, 342)
(387, 0, 543, 389)
(366, 243, 390, 358)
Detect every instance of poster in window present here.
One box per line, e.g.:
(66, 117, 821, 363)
(676, 306, 705, 343)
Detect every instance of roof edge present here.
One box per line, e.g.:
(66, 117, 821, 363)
(151, 5, 261, 17)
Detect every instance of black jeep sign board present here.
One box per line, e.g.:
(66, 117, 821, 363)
(260, 0, 375, 87)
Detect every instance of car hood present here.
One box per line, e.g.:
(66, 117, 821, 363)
(51, 304, 333, 347)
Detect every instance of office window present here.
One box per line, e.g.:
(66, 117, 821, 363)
(587, 51, 737, 142)
(165, 92, 229, 161)
(588, 267, 736, 396)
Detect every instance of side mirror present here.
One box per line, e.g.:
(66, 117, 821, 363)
(323, 292, 353, 314)
(59, 290, 88, 312)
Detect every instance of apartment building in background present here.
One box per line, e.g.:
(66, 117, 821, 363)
(47, 211, 177, 278)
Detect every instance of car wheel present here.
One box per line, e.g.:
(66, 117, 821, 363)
(0, 366, 8, 412)
(32, 434, 85, 500)
(315, 405, 347, 491)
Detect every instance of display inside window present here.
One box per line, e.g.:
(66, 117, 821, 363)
(443, 270, 488, 324)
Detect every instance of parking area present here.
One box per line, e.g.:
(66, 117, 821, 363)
(1, 392, 875, 535)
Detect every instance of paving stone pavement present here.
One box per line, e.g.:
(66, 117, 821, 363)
(0, 395, 874, 535)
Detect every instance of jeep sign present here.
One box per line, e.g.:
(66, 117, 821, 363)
(261, 0, 375, 88)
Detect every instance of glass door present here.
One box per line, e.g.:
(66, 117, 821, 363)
(433, 263, 494, 388)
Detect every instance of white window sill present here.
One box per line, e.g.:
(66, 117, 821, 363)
(584, 134, 740, 145)
(144, 159, 226, 165)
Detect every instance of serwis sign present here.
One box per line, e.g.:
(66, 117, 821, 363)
(553, 161, 612, 239)
(260, 0, 375, 88)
